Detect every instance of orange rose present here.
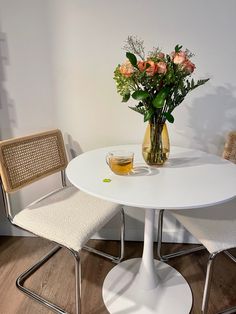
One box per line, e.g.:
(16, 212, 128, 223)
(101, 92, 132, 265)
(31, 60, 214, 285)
(137, 61, 147, 72)
(182, 59, 195, 74)
(146, 60, 158, 76)
(156, 61, 167, 74)
(171, 51, 187, 64)
(119, 60, 134, 77)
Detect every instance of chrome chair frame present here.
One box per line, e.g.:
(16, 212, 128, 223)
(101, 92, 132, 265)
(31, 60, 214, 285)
(1, 169, 125, 314)
(202, 250, 236, 314)
(156, 209, 236, 314)
(156, 209, 205, 262)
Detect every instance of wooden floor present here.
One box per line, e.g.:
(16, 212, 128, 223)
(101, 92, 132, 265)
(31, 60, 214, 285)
(0, 237, 235, 314)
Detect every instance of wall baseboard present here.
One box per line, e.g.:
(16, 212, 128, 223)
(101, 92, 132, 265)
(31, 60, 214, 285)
(0, 224, 32, 237)
(0, 227, 199, 244)
(92, 227, 199, 244)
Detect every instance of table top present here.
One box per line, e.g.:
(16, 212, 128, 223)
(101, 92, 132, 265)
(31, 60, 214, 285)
(66, 145, 236, 210)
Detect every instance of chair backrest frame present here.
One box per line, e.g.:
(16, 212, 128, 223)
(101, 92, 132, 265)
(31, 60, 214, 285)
(0, 129, 68, 193)
(223, 131, 236, 164)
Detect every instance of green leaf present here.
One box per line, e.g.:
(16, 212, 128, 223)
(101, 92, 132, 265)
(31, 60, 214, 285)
(196, 78, 210, 86)
(126, 52, 137, 67)
(152, 87, 170, 108)
(189, 78, 209, 91)
(144, 108, 154, 122)
(191, 79, 194, 88)
(137, 102, 143, 108)
(175, 44, 183, 52)
(132, 90, 149, 100)
(122, 93, 130, 102)
(153, 96, 165, 108)
(164, 112, 174, 123)
(187, 80, 190, 89)
(128, 106, 145, 115)
(166, 54, 171, 62)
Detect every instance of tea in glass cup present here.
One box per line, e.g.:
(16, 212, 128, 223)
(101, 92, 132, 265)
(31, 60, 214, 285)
(106, 151, 134, 175)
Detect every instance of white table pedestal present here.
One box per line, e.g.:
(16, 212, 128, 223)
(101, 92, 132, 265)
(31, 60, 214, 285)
(102, 209, 192, 314)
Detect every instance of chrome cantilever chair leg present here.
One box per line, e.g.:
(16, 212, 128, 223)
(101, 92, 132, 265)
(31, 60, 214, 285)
(217, 306, 236, 314)
(16, 245, 68, 314)
(202, 250, 236, 314)
(201, 252, 218, 314)
(156, 209, 205, 261)
(224, 250, 236, 263)
(17, 245, 82, 314)
(71, 250, 81, 314)
(83, 207, 125, 264)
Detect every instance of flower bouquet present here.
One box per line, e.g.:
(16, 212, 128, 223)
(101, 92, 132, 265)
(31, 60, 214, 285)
(114, 36, 209, 165)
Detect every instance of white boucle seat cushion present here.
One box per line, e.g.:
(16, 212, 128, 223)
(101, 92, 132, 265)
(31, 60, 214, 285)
(13, 186, 121, 251)
(170, 198, 236, 254)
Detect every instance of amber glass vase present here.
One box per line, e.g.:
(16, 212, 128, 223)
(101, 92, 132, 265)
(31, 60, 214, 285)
(142, 120, 170, 166)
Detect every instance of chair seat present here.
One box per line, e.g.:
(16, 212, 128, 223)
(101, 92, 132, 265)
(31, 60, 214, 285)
(13, 186, 121, 251)
(170, 198, 236, 254)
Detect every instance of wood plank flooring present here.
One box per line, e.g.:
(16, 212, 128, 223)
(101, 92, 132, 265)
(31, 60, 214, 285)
(0, 236, 235, 314)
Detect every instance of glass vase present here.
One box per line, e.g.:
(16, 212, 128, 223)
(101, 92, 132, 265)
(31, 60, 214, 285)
(142, 121, 170, 166)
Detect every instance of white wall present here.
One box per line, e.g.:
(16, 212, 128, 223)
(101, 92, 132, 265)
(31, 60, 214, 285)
(0, 0, 236, 242)
(48, 0, 236, 153)
(0, 0, 58, 235)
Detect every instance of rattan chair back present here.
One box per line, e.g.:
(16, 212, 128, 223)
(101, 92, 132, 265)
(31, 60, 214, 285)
(0, 129, 68, 193)
(223, 131, 236, 164)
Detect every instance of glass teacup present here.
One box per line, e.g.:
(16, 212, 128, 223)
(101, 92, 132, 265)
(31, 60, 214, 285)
(106, 151, 134, 175)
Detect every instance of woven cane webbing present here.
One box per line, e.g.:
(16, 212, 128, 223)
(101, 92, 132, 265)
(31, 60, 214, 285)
(223, 131, 236, 164)
(0, 129, 68, 193)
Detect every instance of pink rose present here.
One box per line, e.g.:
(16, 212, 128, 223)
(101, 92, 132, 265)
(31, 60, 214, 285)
(119, 60, 134, 77)
(171, 51, 187, 64)
(156, 61, 167, 74)
(146, 60, 158, 76)
(137, 61, 147, 72)
(182, 59, 195, 74)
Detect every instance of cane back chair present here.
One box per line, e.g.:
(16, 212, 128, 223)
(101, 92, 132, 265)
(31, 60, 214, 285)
(156, 131, 236, 314)
(0, 129, 125, 314)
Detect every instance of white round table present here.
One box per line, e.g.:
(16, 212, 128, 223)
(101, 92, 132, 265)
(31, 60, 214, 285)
(66, 145, 236, 314)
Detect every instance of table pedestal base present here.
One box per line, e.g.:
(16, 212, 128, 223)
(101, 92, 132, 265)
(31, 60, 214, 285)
(102, 258, 192, 314)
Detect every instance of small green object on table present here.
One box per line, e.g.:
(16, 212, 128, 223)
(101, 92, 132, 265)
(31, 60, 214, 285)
(103, 178, 111, 183)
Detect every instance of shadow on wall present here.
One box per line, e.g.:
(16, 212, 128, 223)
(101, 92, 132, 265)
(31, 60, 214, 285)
(0, 25, 22, 235)
(64, 132, 83, 160)
(186, 85, 236, 155)
(0, 29, 17, 139)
